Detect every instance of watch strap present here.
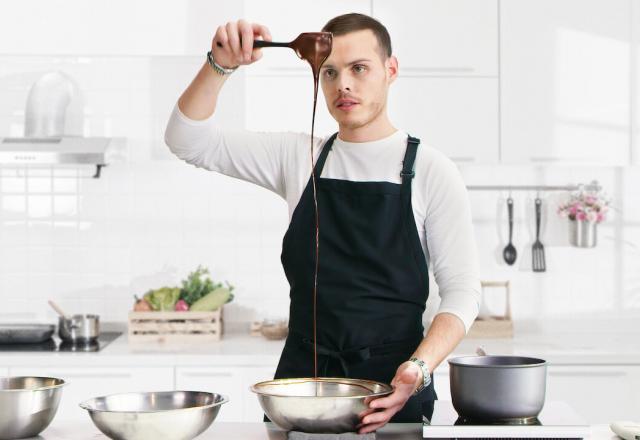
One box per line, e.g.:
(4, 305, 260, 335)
(206, 50, 238, 76)
(409, 357, 431, 395)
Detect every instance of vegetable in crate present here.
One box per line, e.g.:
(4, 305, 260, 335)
(180, 265, 234, 306)
(133, 295, 152, 312)
(174, 299, 189, 311)
(190, 286, 233, 311)
(143, 287, 181, 311)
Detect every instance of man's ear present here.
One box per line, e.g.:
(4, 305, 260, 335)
(387, 56, 399, 83)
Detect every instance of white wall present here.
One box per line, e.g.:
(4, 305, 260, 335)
(0, 0, 638, 331)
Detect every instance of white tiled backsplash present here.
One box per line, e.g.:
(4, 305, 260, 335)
(0, 54, 639, 330)
(0, 55, 291, 324)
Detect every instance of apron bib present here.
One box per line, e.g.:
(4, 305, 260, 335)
(276, 133, 436, 422)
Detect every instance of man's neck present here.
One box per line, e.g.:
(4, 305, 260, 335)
(338, 115, 397, 143)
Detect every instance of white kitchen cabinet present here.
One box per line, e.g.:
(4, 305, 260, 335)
(547, 365, 640, 424)
(175, 367, 245, 422)
(433, 366, 451, 402)
(373, 0, 498, 76)
(0, 367, 8, 377)
(501, 0, 631, 165)
(633, 0, 640, 165)
(242, 366, 278, 422)
(246, 75, 499, 164)
(389, 78, 499, 164)
(0, 0, 242, 55)
(8, 366, 174, 422)
(245, 0, 370, 74)
(245, 76, 337, 135)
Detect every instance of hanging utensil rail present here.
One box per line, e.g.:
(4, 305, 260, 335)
(466, 180, 601, 192)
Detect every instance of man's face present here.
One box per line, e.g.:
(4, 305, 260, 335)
(320, 29, 397, 130)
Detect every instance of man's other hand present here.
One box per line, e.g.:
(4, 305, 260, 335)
(357, 361, 422, 434)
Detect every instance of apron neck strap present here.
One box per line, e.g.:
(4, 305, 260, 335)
(314, 132, 339, 176)
(316, 133, 421, 184)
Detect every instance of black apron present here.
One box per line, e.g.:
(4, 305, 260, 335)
(274, 133, 436, 423)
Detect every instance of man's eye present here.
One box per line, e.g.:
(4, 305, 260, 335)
(324, 69, 336, 79)
(353, 65, 366, 73)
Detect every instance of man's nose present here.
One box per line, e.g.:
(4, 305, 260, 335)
(337, 75, 352, 93)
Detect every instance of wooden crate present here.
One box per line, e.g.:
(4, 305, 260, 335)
(467, 281, 514, 339)
(128, 309, 222, 343)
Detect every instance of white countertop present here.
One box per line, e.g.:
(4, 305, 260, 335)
(1, 323, 639, 367)
(23, 421, 619, 440)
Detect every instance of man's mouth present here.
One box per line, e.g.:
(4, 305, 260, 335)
(336, 99, 359, 110)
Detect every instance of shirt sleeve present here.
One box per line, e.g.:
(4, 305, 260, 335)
(423, 151, 481, 334)
(164, 103, 312, 199)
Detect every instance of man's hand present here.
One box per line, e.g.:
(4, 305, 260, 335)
(357, 361, 423, 434)
(212, 19, 272, 69)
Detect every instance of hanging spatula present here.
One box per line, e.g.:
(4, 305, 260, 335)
(532, 197, 546, 272)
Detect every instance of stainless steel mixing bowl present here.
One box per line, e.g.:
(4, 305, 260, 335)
(0, 376, 66, 440)
(79, 391, 227, 440)
(251, 377, 393, 433)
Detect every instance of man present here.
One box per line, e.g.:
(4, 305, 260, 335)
(165, 13, 480, 434)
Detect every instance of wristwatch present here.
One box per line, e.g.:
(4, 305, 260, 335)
(409, 357, 431, 395)
(206, 50, 238, 76)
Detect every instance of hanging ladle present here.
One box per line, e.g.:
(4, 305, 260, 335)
(503, 196, 517, 265)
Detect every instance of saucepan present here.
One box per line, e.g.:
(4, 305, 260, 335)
(49, 300, 100, 342)
(448, 349, 547, 421)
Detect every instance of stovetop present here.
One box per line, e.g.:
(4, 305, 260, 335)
(423, 401, 590, 439)
(0, 332, 122, 352)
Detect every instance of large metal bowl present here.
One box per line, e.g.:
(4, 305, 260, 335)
(0, 376, 66, 440)
(251, 377, 393, 433)
(449, 355, 547, 421)
(79, 391, 227, 440)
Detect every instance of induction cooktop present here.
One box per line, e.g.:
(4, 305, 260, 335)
(0, 332, 121, 352)
(423, 401, 590, 439)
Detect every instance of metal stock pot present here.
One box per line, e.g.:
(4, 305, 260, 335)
(448, 355, 547, 421)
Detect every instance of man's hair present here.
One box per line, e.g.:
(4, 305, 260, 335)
(322, 13, 392, 59)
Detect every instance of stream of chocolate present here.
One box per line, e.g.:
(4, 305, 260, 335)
(298, 33, 332, 381)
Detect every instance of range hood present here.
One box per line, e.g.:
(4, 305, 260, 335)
(0, 72, 113, 178)
(0, 136, 109, 177)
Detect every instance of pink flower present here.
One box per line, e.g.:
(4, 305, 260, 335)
(569, 205, 578, 215)
(596, 212, 605, 222)
(576, 211, 587, 221)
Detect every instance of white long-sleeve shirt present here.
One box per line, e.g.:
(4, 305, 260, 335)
(165, 105, 481, 332)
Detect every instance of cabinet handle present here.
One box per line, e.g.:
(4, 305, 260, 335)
(402, 67, 476, 73)
(50, 373, 132, 379)
(181, 372, 233, 378)
(530, 156, 592, 162)
(549, 371, 627, 378)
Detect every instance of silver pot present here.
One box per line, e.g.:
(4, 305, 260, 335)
(0, 376, 66, 439)
(449, 355, 547, 421)
(58, 314, 100, 342)
(569, 219, 597, 248)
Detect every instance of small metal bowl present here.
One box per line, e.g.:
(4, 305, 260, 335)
(79, 391, 227, 440)
(0, 376, 66, 440)
(251, 377, 393, 433)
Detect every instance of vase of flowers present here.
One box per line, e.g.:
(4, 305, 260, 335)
(557, 188, 610, 248)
